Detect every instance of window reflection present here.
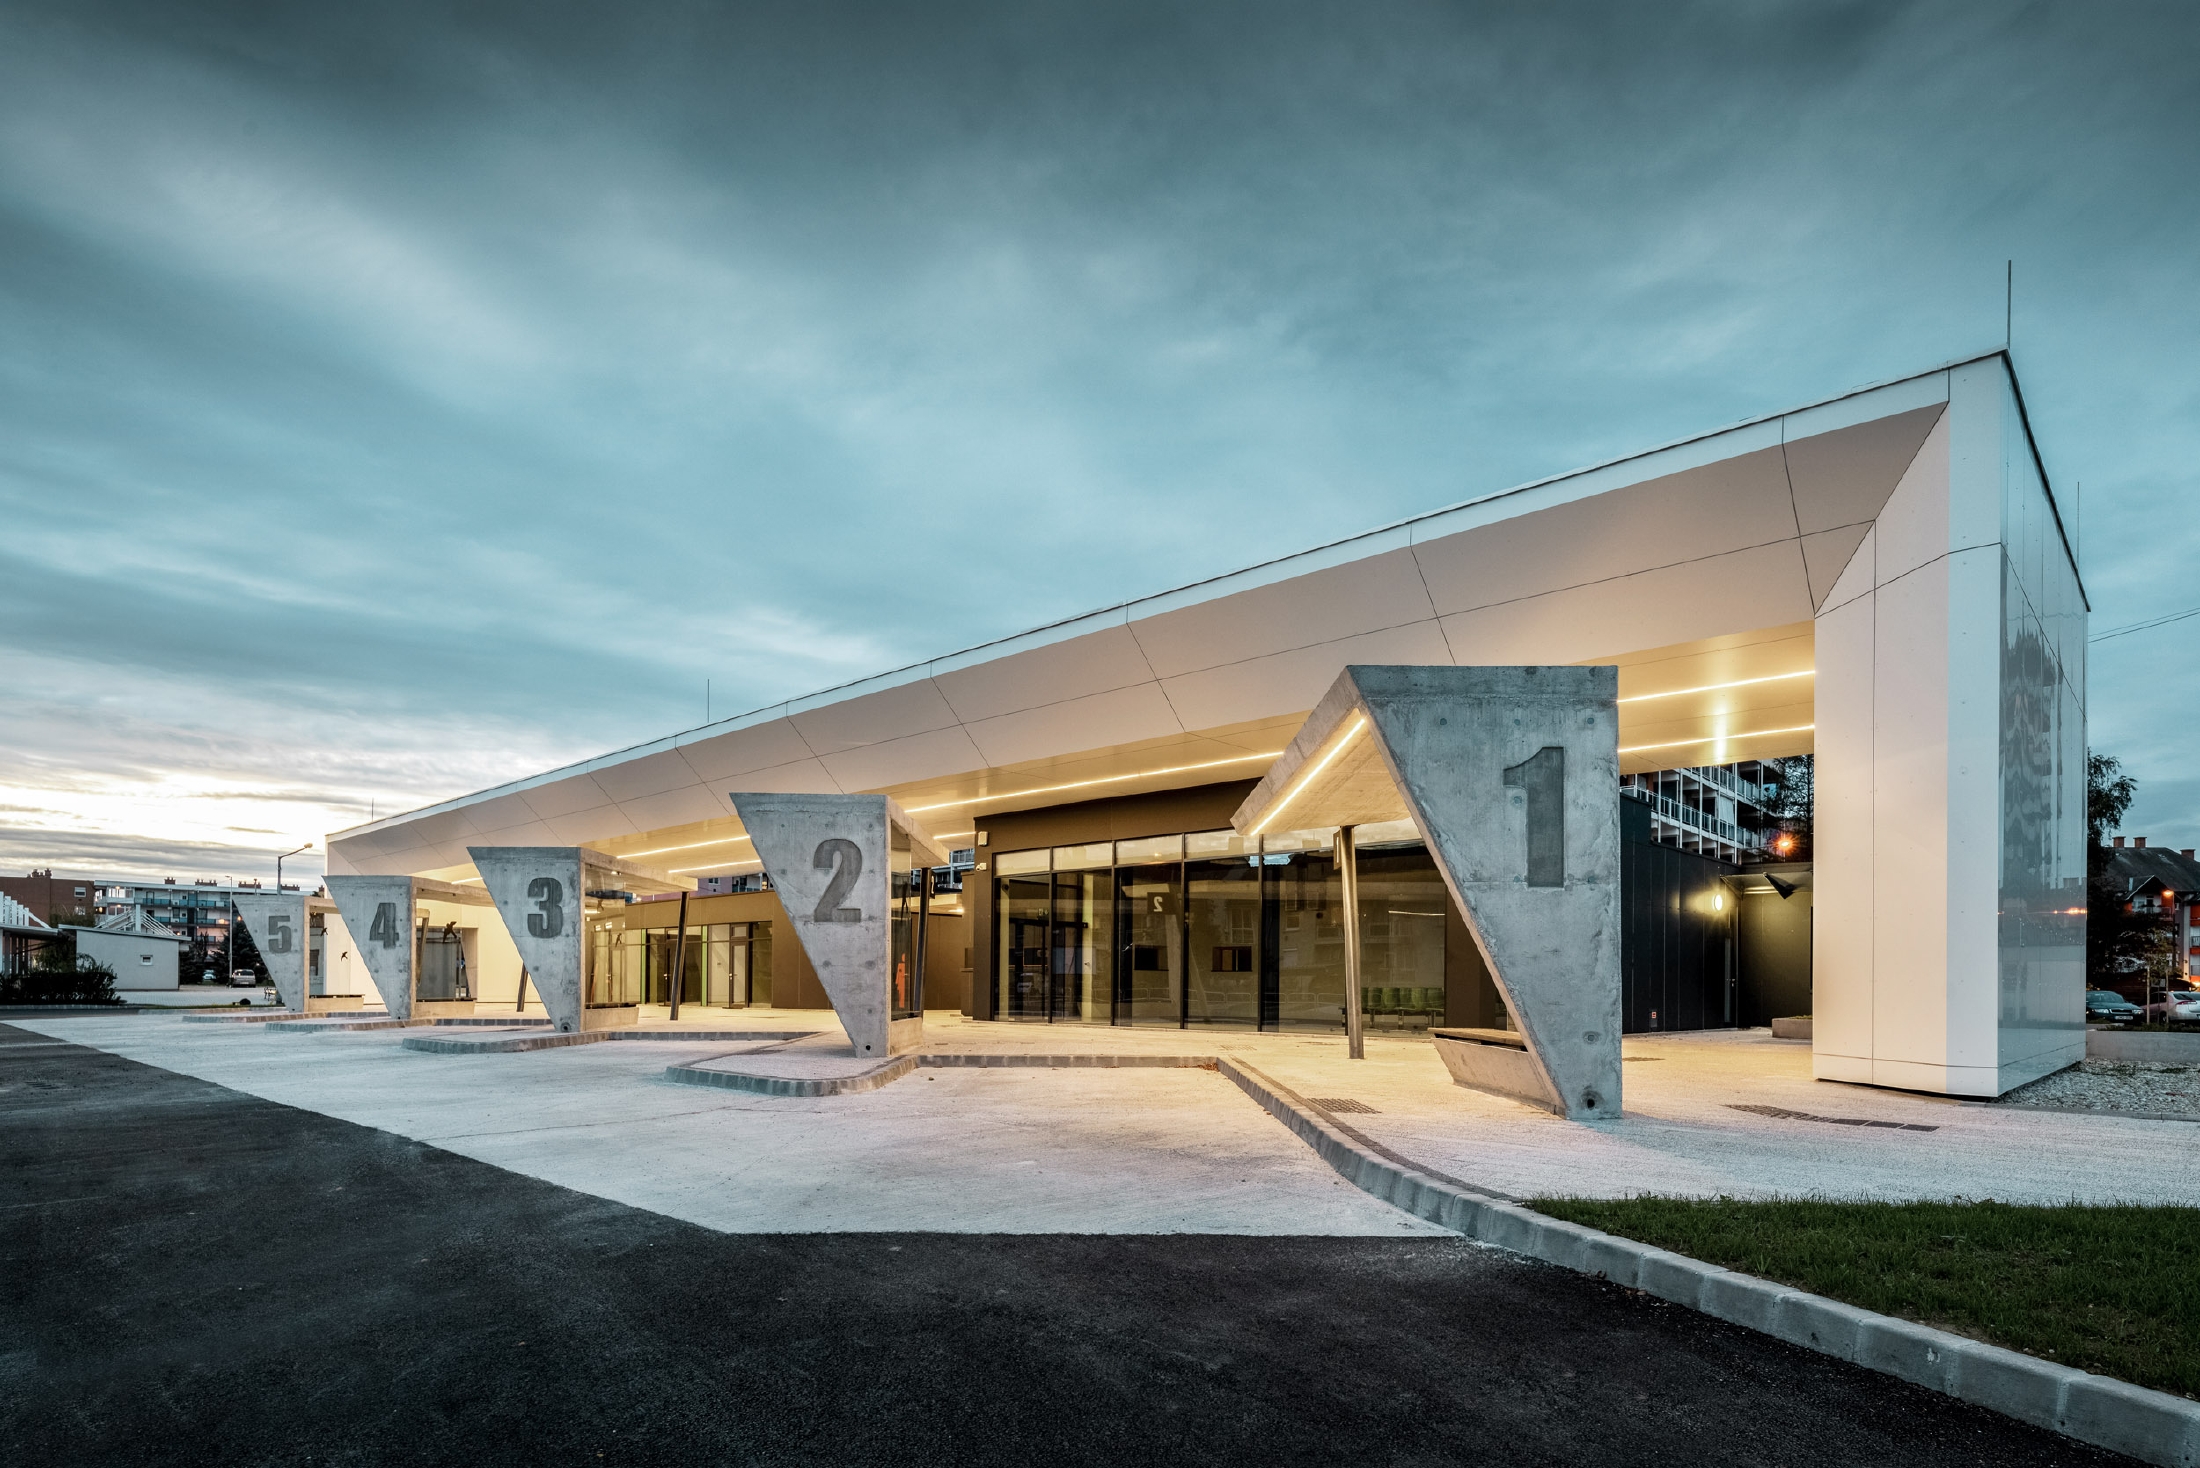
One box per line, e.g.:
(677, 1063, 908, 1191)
(989, 828, 1450, 1030)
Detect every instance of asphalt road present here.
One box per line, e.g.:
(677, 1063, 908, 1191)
(0, 1023, 2131, 1466)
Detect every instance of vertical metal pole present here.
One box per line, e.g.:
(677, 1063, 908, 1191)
(915, 867, 929, 1014)
(1340, 825, 1364, 1060)
(666, 890, 689, 1021)
(516, 964, 531, 1013)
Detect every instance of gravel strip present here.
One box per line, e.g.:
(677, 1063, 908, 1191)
(1995, 1060, 2200, 1121)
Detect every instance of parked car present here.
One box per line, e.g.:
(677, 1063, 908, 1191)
(229, 969, 258, 988)
(2086, 989, 2143, 1022)
(2149, 990, 2200, 1022)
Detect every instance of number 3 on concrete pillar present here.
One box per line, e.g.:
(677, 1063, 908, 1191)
(526, 877, 564, 938)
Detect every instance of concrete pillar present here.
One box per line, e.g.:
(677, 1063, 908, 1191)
(728, 793, 947, 1058)
(471, 848, 588, 1033)
(232, 890, 309, 1012)
(326, 876, 419, 1020)
(1233, 664, 1623, 1121)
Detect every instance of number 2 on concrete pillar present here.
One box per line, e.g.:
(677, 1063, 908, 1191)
(812, 839, 864, 923)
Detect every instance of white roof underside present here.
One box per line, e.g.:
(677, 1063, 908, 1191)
(330, 353, 2073, 881)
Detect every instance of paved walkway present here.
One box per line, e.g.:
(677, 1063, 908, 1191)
(8, 1012, 1441, 1235)
(18, 1012, 2198, 1222)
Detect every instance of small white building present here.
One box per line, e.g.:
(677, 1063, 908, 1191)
(71, 911, 187, 990)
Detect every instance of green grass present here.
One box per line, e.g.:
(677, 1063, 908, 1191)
(1530, 1196, 2200, 1398)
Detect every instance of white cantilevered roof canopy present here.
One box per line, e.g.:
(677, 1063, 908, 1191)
(327, 354, 2025, 886)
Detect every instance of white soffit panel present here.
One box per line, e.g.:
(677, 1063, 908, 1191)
(462, 792, 541, 834)
(1412, 446, 1797, 620)
(818, 724, 991, 792)
(588, 747, 705, 805)
(543, 806, 639, 845)
(787, 678, 963, 759)
(931, 623, 1158, 724)
(1156, 622, 1456, 732)
(961, 682, 1184, 769)
(1783, 403, 1947, 536)
(1801, 524, 1874, 609)
(674, 719, 817, 783)
(521, 774, 622, 822)
(1439, 542, 1815, 669)
(1821, 524, 1877, 615)
(1127, 546, 1441, 680)
(618, 784, 733, 834)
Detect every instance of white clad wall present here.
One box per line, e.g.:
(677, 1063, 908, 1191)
(1812, 361, 2085, 1096)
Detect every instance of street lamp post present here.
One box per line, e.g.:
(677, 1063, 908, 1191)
(277, 842, 312, 897)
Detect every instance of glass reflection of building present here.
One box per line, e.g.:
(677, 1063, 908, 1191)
(889, 824, 928, 1022)
(993, 822, 1459, 1031)
(587, 919, 774, 1009)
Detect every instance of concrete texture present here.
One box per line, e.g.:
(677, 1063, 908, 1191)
(729, 793, 947, 1060)
(326, 874, 418, 1019)
(1236, 1025, 2200, 1206)
(469, 846, 586, 1032)
(231, 890, 309, 1012)
(0, 1023, 2127, 1468)
(2088, 1030, 2200, 1063)
(1233, 665, 1623, 1120)
(1431, 1027, 1549, 1102)
(10, 1013, 1444, 1234)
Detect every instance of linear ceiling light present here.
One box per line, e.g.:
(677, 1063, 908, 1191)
(1248, 716, 1368, 838)
(625, 834, 755, 858)
(902, 751, 1284, 817)
(1619, 723, 1815, 755)
(1616, 670, 1814, 704)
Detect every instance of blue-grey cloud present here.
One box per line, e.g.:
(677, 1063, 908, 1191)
(2, 0, 2196, 870)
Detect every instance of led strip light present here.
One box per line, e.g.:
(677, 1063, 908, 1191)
(1248, 715, 1368, 838)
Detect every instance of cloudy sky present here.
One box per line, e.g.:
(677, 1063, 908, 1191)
(2, 0, 2195, 883)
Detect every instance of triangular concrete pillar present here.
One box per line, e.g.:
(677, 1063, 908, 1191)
(326, 876, 418, 1019)
(232, 891, 309, 1012)
(1233, 665, 1623, 1120)
(728, 793, 946, 1058)
(466, 847, 684, 1034)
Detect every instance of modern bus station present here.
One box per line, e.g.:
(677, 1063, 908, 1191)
(224, 350, 2082, 1119)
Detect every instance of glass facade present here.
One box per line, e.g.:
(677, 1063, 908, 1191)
(416, 922, 472, 1002)
(889, 826, 927, 1021)
(993, 825, 1451, 1031)
(588, 919, 772, 1008)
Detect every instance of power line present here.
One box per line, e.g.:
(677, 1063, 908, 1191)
(2091, 606, 2200, 643)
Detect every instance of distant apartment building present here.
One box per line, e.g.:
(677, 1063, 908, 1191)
(1620, 760, 1790, 864)
(96, 877, 316, 970)
(0, 869, 102, 926)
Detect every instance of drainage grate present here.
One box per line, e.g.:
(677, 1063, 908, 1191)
(1730, 1103, 1937, 1132)
(1308, 1097, 1380, 1114)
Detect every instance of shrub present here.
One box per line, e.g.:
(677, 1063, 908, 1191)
(2, 948, 121, 1005)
